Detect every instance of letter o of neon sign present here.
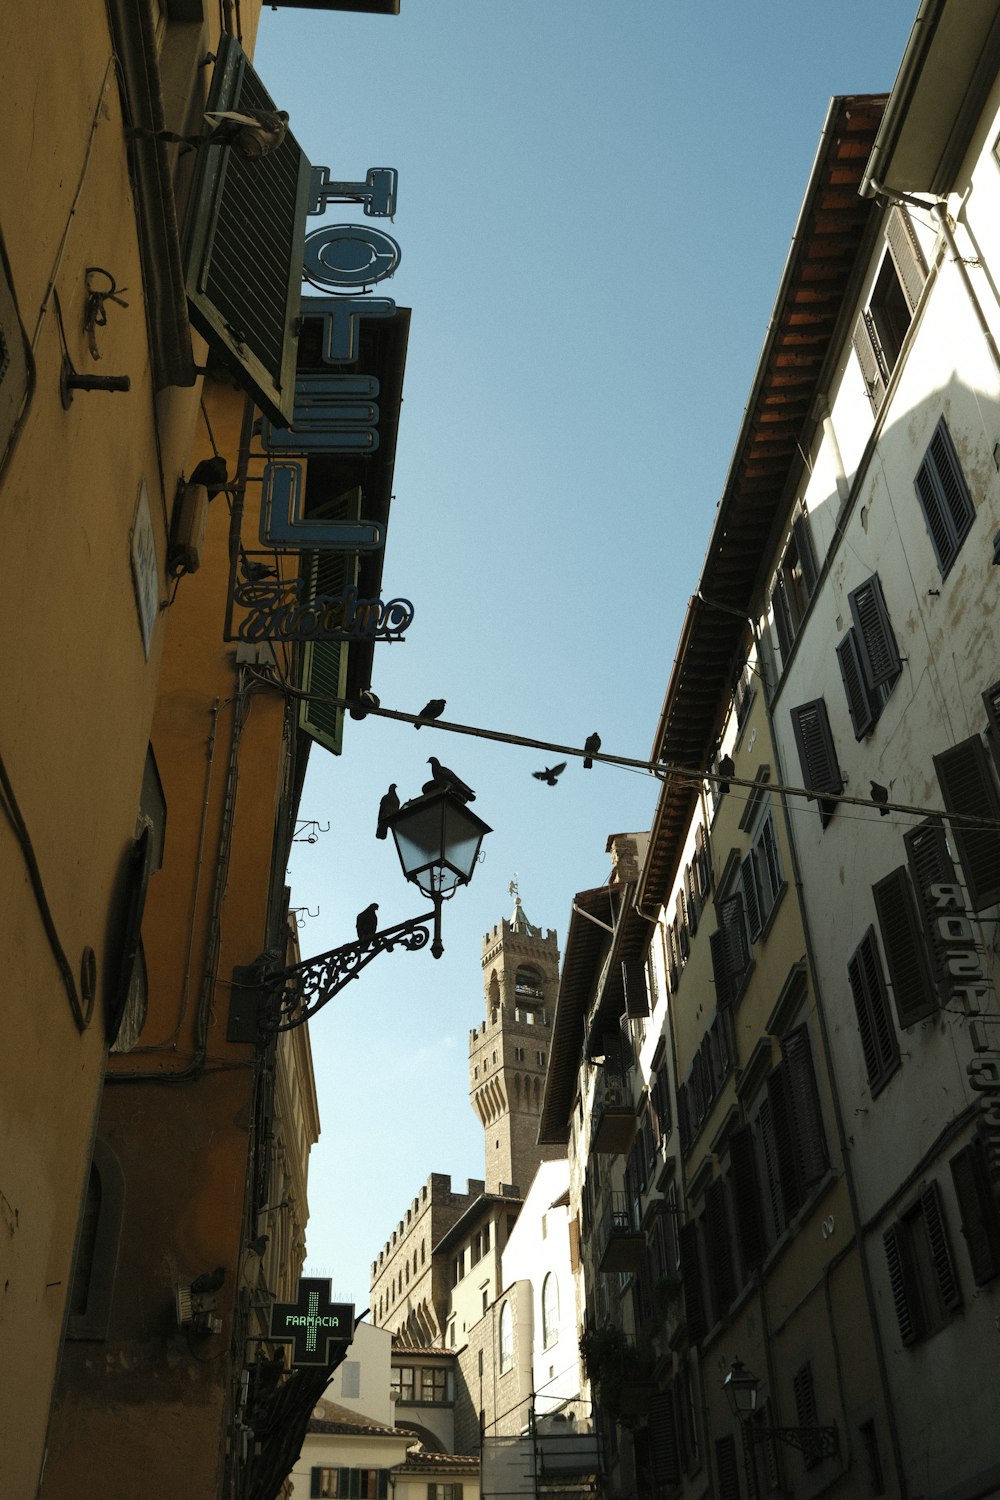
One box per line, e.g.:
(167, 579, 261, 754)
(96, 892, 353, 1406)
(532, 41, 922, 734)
(303, 224, 401, 288)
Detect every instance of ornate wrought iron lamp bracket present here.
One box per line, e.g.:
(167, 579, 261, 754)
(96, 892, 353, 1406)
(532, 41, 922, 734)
(236, 903, 441, 1036)
(747, 1423, 839, 1465)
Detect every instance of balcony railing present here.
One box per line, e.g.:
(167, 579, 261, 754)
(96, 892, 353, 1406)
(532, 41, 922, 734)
(597, 1191, 645, 1275)
(591, 1072, 637, 1155)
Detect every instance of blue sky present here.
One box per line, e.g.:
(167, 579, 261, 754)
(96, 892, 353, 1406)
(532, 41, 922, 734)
(255, 0, 919, 1306)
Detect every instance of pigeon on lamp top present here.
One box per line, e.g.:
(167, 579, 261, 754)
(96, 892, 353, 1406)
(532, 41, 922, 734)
(356, 902, 379, 947)
(376, 784, 399, 840)
(533, 762, 566, 786)
(583, 732, 601, 769)
(188, 455, 229, 500)
(426, 756, 476, 803)
(414, 698, 446, 729)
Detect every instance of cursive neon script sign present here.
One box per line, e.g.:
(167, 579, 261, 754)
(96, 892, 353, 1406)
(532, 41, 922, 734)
(234, 576, 413, 644)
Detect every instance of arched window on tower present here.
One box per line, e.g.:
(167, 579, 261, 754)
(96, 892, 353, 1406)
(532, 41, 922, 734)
(542, 1273, 559, 1348)
(499, 1300, 513, 1373)
(514, 965, 546, 1024)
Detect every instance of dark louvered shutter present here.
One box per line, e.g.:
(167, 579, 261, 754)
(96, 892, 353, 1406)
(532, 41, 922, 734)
(922, 1180, 962, 1312)
(872, 867, 938, 1027)
(729, 1125, 766, 1272)
(950, 1138, 1000, 1285)
(676, 1082, 690, 1154)
(915, 421, 975, 576)
(741, 852, 762, 942)
(983, 681, 1000, 739)
(853, 313, 887, 413)
(790, 699, 843, 820)
(847, 928, 899, 1089)
(378, 1472, 388, 1500)
(310, 1470, 322, 1499)
(792, 1364, 821, 1469)
(685, 863, 699, 934)
(934, 736, 1000, 910)
(766, 1061, 803, 1218)
(678, 1220, 707, 1344)
(792, 514, 819, 596)
(771, 573, 793, 659)
(182, 35, 311, 425)
(704, 1177, 735, 1316)
(849, 574, 900, 689)
(783, 1025, 828, 1191)
(715, 1434, 742, 1500)
(836, 631, 875, 739)
(622, 959, 650, 1018)
(649, 1391, 680, 1483)
(883, 1222, 918, 1345)
(904, 820, 957, 982)
(298, 489, 362, 756)
(711, 894, 749, 1008)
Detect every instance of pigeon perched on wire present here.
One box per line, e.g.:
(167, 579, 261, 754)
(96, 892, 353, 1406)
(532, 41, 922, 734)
(427, 756, 476, 803)
(356, 902, 379, 947)
(127, 108, 289, 159)
(870, 780, 892, 815)
(240, 557, 277, 583)
(349, 689, 381, 721)
(533, 762, 566, 786)
(188, 456, 229, 500)
(376, 784, 399, 840)
(583, 732, 601, 769)
(716, 754, 735, 793)
(415, 698, 446, 729)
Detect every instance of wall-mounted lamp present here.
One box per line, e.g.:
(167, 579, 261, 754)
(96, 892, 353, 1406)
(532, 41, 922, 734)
(230, 782, 490, 1037)
(723, 1360, 838, 1483)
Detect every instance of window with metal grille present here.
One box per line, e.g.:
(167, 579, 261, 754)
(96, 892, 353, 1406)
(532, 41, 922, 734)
(853, 206, 927, 412)
(883, 1180, 962, 1345)
(914, 418, 976, 577)
(836, 574, 902, 738)
(847, 927, 901, 1094)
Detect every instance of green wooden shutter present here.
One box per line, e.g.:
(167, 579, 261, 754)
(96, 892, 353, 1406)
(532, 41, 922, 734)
(704, 1177, 735, 1315)
(182, 34, 311, 425)
(950, 1138, 1000, 1286)
(310, 1469, 322, 1499)
(847, 928, 899, 1091)
(790, 699, 843, 822)
(649, 1390, 680, 1483)
(729, 1124, 766, 1272)
(678, 1220, 707, 1344)
(883, 1221, 918, 1345)
(298, 490, 362, 756)
(849, 574, 900, 689)
(922, 1181, 962, 1312)
(783, 1024, 828, 1191)
(934, 735, 1000, 910)
(836, 630, 875, 739)
(904, 820, 957, 982)
(873, 866, 938, 1027)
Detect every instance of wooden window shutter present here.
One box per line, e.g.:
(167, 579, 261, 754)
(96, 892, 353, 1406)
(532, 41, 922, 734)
(298, 490, 362, 756)
(649, 1390, 680, 1483)
(950, 1138, 1000, 1285)
(916, 420, 976, 576)
(729, 1125, 766, 1272)
(182, 35, 311, 425)
(847, 928, 899, 1089)
(622, 958, 649, 1018)
(782, 1025, 828, 1191)
(715, 1433, 742, 1500)
(883, 1221, 918, 1345)
(757, 1095, 786, 1237)
(766, 1061, 803, 1219)
(678, 1220, 707, 1344)
(853, 313, 887, 413)
(709, 930, 732, 1009)
(849, 574, 901, 689)
(741, 851, 762, 942)
(873, 867, 938, 1027)
(792, 514, 819, 596)
(904, 820, 957, 981)
(771, 573, 793, 659)
(790, 699, 843, 819)
(310, 1469, 322, 1498)
(886, 204, 928, 313)
(685, 862, 700, 933)
(705, 1178, 735, 1315)
(712, 892, 750, 1007)
(676, 1081, 691, 1154)
(921, 1180, 962, 1312)
(378, 1474, 389, 1500)
(983, 681, 1000, 740)
(792, 1363, 822, 1469)
(836, 631, 875, 739)
(934, 735, 1000, 910)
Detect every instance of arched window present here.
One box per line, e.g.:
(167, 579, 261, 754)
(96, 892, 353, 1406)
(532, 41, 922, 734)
(498, 1300, 513, 1373)
(542, 1273, 559, 1348)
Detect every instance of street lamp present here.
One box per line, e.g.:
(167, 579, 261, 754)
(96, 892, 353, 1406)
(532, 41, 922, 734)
(229, 782, 490, 1037)
(722, 1360, 838, 1472)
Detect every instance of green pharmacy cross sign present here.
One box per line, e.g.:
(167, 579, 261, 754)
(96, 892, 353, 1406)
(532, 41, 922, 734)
(269, 1278, 354, 1366)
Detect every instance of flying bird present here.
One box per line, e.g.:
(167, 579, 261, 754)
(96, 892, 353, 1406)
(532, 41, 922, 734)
(188, 456, 229, 499)
(376, 784, 399, 840)
(189, 1266, 226, 1294)
(415, 698, 446, 729)
(870, 780, 892, 815)
(127, 108, 289, 159)
(533, 762, 566, 786)
(583, 732, 601, 769)
(356, 902, 379, 947)
(427, 756, 476, 803)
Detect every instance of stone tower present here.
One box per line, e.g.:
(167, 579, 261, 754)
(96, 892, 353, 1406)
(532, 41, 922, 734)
(469, 893, 563, 1195)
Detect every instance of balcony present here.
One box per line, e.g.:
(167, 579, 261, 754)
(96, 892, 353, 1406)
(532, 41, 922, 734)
(591, 1073, 636, 1155)
(597, 1192, 645, 1275)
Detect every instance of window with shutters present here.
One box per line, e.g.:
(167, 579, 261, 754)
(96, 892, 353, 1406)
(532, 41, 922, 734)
(678, 1219, 707, 1344)
(752, 1027, 828, 1245)
(933, 735, 1000, 911)
(883, 1180, 962, 1345)
(792, 1362, 821, 1469)
(733, 665, 756, 734)
(873, 867, 938, 1028)
(847, 928, 901, 1094)
(649, 1390, 681, 1484)
(311, 1470, 389, 1499)
(296, 485, 363, 756)
(949, 1136, 1000, 1285)
(729, 1124, 766, 1280)
(715, 1433, 742, 1500)
(741, 799, 784, 941)
(790, 698, 843, 825)
(770, 511, 819, 665)
(914, 418, 976, 577)
(704, 1176, 737, 1320)
(427, 1487, 462, 1500)
(711, 888, 751, 1009)
(904, 820, 959, 985)
(836, 574, 902, 738)
(853, 206, 928, 413)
